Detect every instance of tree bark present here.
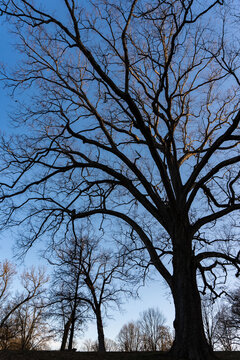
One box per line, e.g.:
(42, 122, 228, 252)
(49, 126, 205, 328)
(95, 306, 106, 352)
(169, 227, 217, 360)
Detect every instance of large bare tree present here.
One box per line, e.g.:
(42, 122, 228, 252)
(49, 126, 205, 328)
(0, 1, 240, 359)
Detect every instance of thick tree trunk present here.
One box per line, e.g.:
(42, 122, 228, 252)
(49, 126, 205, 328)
(95, 306, 106, 352)
(169, 228, 217, 360)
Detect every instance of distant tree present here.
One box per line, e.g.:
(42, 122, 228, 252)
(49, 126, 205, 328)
(117, 308, 173, 352)
(0, 263, 49, 349)
(0, 263, 47, 327)
(0, 316, 18, 350)
(228, 287, 240, 330)
(214, 304, 239, 351)
(48, 256, 88, 351)
(83, 338, 118, 352)
(0, 260, 16, 331)
(202, 293, 240, 351)
(104, 338, 119, 352)
(82, 338, 98, 352)
(117, 321, 141, 352)
(139, 307, 172, 351)
(158, 326, 173, 352)
(8, 300, 53, 350)
(49, 231, 135, 352)
(202, 297, 219, 350)
(1, 1, 240, 359)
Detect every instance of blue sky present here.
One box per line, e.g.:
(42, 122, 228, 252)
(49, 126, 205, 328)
(0, 22, 13, 133)
(0, 5, 175, 349)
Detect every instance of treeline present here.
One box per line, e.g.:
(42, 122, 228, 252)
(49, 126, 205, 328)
(0, 231, 139, 352)
(0, 252, 239, 352)
(83, 308, 173, 352)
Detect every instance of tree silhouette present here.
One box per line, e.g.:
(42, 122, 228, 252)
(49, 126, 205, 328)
(118, 322, 142, 352)
(48, 232, 134, 352)
(0, 1, 240, 359)
(139, 307, 172, 351)
(0, 261, 49, 349)
(48, 260, 87, 351)
(117, 308, 173, 352)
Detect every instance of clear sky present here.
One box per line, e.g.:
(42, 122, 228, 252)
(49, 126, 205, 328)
(0, 4, 175, 350)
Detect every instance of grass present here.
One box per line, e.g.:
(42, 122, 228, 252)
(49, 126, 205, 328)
(0, 351, 240, 360)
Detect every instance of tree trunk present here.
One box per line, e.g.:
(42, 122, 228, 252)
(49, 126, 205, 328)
(169, 228, 217, 360)
(60, 318, 71, 351)
(67, 318, 75, 350)
(68, 303, 78, 350)
(95, 306, 106, 352)
(68, 270, 80, 351)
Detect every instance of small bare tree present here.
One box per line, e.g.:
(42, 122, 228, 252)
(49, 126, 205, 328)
(117, 321, 142, 352)
(202, 293, 240, 351)
(139, 307, 172, 351)
(9, 300, 53, 350)
(82, 338, 118, 352)
(214, 304, 239, 351)
(117, 308, 173, 352)
(48, 259, 88, 351)
(228, 287, 240, 331)
(202, 298, 220, 350)
(0, 262, 49, 349)
(82, 338, 98, 352)
(104, 338, 119, 352)
(49, 231, 135, 352)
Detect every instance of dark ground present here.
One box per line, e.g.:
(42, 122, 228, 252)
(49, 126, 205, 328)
(0, 351, 240, 360)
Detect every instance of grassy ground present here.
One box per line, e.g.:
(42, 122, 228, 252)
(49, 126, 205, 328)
(0, 351, 239, 360)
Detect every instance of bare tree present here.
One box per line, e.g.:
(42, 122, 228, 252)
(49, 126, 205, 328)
(0, 262, 49, 349)
(228, 287, 240, 330)
(158, 326, 173, 352)
(0, 263, 48, 328)
(0, 1, 240, 359)
(82, 338, 118, 352)
(48, 254, 88, 351)
(215, 303, 240, 351)
(0, 261, 16, 318)
(9, 300, 53, 350)
(202, 294, 240, 351)
(48, 284, 86, 351)
(202, 297, 220, 350)
(117, 321, 142, 352)
(49, 232, 134, 352)
(104, 338, 119, 352)
(139, 307, 172, 351)
(82, 338, 98, 352)
(117, 309, 173, 352)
